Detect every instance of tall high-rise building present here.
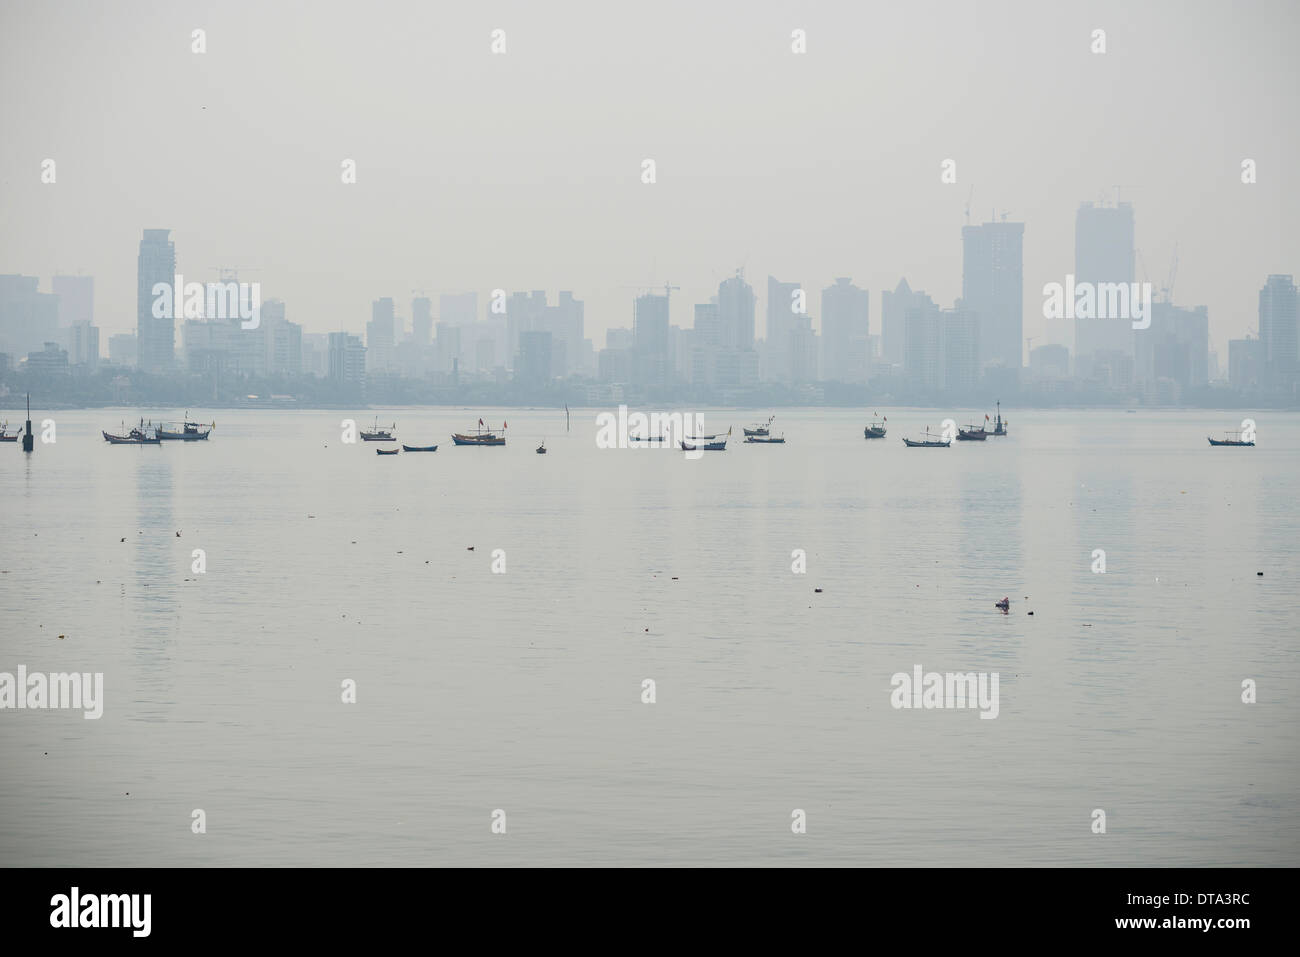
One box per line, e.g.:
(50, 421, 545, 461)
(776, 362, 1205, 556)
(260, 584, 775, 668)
(633, 292, 670, 386)
(411, 297, 433, 345)
(717, 270, 755, 351)
(0, 275, 59, 358)
(1075, 202, 1136, 371)
(67, 320, 99, 368)
(1259, 274, 1298, 393)
(903, 301, 979, 395)
(1228, 337, 1265, 391)
(366, 298, 396, 372)
(108, 333, 137, 367)
(517, 330, 553, 387)
(328, 332, 366, 384)
(821, 277, 870, 383)
(765, 276, 802, 383)
(1136, 302, 1209, 393)
(137, 229, 176, 372)
(961, 220, 1023, 373)
(881, 279, 932, 367)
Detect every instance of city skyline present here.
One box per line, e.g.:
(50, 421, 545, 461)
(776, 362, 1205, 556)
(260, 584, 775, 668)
(2, 0, 1296, 359)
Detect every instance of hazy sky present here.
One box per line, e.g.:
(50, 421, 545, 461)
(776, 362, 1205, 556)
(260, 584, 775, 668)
(2, 0, 1297, 358)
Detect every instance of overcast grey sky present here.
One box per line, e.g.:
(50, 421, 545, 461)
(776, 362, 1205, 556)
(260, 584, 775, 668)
(2, 0, 1297, 357)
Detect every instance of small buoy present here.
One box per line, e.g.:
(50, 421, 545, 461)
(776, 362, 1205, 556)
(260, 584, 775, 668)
(814, 588, 823, 593)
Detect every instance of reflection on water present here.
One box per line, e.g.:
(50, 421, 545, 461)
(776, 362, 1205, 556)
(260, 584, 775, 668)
(0, 407, 1297, 866)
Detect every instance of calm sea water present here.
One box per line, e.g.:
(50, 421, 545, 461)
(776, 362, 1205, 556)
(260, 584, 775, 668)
(1, 407, 1297, 866)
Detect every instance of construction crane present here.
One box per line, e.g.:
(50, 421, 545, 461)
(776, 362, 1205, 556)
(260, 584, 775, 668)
(1162, 245, 1179, 304)
(210, 265, 262, 283)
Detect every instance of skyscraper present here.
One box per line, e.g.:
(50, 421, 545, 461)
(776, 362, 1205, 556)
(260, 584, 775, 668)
(881, 279, 932, 367)
(136, 229, 176, 372)
(411, 297, 433, 345)
(633, 291, 670, 386)
(1075, 202, 1136, 372)
(366, 297, 396, 372)
(961, 220, 1023, 373)
(821, 277, 870, 383)
(717, 270, 755, 351)
(1259, 274, 1298, 394)
(765, 276, 801, 383)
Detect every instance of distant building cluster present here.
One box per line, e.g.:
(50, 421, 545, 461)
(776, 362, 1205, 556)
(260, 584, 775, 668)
(2, 211, 1297, 406)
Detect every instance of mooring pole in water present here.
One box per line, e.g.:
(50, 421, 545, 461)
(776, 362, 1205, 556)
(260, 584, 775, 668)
(21, 393, 34, 452)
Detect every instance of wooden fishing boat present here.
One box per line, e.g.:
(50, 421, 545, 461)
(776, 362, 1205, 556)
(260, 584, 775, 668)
(902, 428, 950, 448)
(1208, 432, 1254, 447)
(956, 419, 988, 441)
(743, 415, 775, 437)
(745, 434, 785, 444)
(157, 413, 214, 441)
(360, 417, 396, 441)
(0, 421, 16, 442)
(103, 419, 162, 445)
(681, 439, 727, 451)
(401, 444, 438, 452)
(864, 414, 887, 439)
(629, 435, 668, 443)
(375, 447, 400, 455)
(452, 419, 506, 446)
(536, 441, 547, 454)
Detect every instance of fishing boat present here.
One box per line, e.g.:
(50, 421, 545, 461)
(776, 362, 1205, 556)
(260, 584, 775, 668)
(103, 419, 162, 445)
(629, 435, 668, 443)
(681, 439, 727, 451)
(743, 415, 775, 437)
(902, 428, 950, 448)
(157, 413, 214, 441)
(452, 419, 506, 446)
(375, 447, 400, 455)
(0, 421, 16, 442)
(863, 414, 887, 439)
(536, 440, 547, 454)
(991, 402, 1008, 436)
(1208, 431, 1254, 447)
(402, 444, 438, 452)
(686, 426, 732, 442)
(745, 434, 785, 444)
(360, 417, 396, 441)
(956, 415, 990, 441)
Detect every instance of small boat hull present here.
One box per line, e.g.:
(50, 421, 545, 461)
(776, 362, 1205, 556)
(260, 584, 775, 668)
(902, 438, 950, 448)
(681, 440, 726, 451)
(744, 436, 785, 444)
(375, 447, 400, 455)
(401, 445, 438, 452)
(863, 427, 886, 439)
(956, 431, 987, 441)
(360, 433, 394, 442)
(1208, 438, 1254, 446)
(103, 431, 161, 445)
(157, 429, 210, 441)
(452, 434, 505, 446)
